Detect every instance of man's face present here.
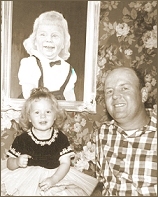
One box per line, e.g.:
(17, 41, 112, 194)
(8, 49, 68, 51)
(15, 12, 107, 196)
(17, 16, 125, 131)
(104, 68, 143, 124)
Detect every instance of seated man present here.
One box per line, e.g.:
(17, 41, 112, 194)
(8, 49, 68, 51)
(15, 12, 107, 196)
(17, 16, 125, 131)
(95, 67, 157, 196)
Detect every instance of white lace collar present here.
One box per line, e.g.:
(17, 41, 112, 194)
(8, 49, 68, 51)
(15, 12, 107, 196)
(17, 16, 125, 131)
(28, 128, 59, 146)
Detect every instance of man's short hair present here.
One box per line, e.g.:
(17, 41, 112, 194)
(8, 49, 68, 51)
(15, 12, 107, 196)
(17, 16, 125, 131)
(131, 67, 145, 89)
(106, 66, 145, 90)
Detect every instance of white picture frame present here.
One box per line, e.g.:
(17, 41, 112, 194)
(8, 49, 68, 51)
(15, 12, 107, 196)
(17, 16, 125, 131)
(1, 1, 100, 112)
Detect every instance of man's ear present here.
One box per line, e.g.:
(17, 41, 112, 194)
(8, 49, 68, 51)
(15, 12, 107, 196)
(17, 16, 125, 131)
(141, 87, 148, 103)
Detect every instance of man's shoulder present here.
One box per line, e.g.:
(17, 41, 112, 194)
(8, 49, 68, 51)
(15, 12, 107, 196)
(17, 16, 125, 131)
(146, 105, 157, 132)
(152, 104, 157, 115)
(146, 105, 157, 121)
(146, 104, 157, 113)
(102, 119, 114, 125)
(99, 120, 115, 131)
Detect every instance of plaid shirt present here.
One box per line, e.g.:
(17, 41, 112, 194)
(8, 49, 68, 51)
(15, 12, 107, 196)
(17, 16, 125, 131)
(96, 106, 157, 196)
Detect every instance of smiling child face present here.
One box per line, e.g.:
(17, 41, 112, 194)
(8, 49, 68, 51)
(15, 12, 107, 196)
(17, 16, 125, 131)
(35, 24, 64, 60)
(29, 98, 56, 132)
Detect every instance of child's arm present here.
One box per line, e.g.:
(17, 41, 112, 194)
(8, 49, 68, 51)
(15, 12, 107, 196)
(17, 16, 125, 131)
(21, 84, 35, 99)
(64, 67, 77, 101)
(39, 155, 71, 191)
(7, 154, 32, 170)
(18, 57, 38, 99)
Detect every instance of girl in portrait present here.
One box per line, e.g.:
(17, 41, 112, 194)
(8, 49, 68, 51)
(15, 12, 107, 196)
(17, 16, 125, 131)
(18, 11, 77, 101)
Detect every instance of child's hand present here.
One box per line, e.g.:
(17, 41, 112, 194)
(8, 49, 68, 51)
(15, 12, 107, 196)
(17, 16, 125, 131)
(17, 154, 32, 168)
(39, 176, 58, 191)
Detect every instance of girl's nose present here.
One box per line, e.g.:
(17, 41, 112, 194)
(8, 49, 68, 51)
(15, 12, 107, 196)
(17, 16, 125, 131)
(40, 112, 46, 118)
(46, 35, 52, 42)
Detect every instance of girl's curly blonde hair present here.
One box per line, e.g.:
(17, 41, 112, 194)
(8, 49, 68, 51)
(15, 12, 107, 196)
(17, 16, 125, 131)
(19, 87, 70, 131)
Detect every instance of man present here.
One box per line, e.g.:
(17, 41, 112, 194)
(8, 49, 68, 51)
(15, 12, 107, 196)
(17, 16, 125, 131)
(95, 67, 157, 196)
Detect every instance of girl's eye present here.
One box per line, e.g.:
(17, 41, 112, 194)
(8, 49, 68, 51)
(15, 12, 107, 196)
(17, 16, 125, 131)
(52, 34, 58, 38)
(39, 32, 45, 36)
(46, 111, 51, 114)
(35, 111, 39, 114)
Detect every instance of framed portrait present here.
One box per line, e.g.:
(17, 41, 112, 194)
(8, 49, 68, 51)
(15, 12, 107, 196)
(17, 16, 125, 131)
(1, 1, 100, 112)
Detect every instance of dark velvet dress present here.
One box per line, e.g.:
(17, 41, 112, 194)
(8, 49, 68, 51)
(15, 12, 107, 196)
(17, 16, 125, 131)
(1, 128, 98, 196)
(8, 128, 73, 169)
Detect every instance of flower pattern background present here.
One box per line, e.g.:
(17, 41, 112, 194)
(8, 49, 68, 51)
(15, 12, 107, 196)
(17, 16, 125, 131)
(1, 1, 157, 176)
(97, 1, 157, 109)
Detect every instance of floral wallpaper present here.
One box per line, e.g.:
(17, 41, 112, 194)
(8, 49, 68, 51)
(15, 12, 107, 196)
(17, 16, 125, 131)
(97, 1, 157, 109)
(1, 1, 157, 176)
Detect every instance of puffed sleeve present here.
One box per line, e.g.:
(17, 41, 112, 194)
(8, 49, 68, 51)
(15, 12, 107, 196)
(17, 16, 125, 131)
(57, 131, 75, 158)
(7, 135, 24, 158)
(18, 56, 41, 87)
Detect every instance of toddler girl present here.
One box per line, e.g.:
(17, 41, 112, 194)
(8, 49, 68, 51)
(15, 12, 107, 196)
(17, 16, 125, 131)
(1, 87, 98, 196)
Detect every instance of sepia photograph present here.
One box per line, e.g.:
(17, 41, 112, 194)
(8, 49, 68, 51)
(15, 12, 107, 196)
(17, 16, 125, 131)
(1, 1, 157, 196)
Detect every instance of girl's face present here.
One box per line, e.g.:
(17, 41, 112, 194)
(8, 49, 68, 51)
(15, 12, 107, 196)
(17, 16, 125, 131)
(35, 24, 64, 60)
(29, 99, 56, 132)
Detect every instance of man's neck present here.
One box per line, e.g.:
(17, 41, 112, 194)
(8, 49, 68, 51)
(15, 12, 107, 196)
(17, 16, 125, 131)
(117, 109, 150, 131)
